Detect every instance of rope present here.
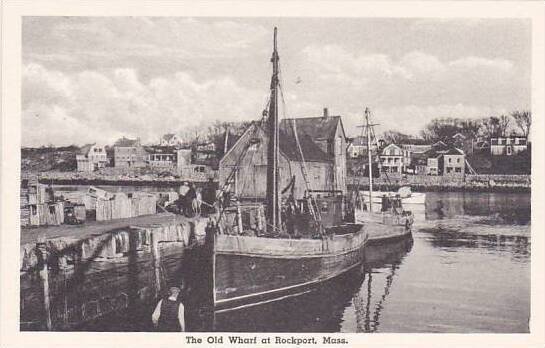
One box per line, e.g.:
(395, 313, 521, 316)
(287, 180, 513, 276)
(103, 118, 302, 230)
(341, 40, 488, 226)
(278, 67, 322, 227)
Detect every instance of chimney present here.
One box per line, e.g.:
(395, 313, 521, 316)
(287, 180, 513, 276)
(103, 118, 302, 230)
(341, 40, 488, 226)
(323, 107, 329, 118)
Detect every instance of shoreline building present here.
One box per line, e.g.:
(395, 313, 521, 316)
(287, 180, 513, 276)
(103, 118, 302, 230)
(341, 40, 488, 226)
(113, 137, 147, 168)
(76, 144, 108, 172)
(490, 136, 528, 156)
(219, 109, 347, 200)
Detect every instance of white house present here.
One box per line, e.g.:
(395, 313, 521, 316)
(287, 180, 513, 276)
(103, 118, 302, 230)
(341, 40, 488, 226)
(160, 133, 181, 147)
(490, 136, 528, 156)
(76, 144, 108, 172)
(379, 144, 404, 173)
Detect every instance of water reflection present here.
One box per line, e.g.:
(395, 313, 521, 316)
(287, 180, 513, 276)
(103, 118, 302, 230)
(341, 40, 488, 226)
(425, 192, 531, 224)
(420, 227, 530, 260)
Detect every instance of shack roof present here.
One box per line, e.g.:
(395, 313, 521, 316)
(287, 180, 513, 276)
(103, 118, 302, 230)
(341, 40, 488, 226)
(280, 116, 342, 142)
(279, 124, 331, 163)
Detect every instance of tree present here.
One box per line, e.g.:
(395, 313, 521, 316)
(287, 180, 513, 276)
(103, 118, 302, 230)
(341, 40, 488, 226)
(498, 114, 511, 137)
(480, 117, 502, 138)
(382, 130, 414, 144)
(511, 110, 531, 137)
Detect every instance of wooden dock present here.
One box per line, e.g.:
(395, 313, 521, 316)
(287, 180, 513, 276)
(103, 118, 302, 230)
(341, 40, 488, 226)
(20, 213, 210, 331)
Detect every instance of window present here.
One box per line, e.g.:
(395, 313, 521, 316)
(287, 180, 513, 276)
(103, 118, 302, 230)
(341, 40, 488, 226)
(519, 139, 527, 145)
(457, 158, 460, 163)
(448, 158, 452, 163)
(455, 167, 462, 173)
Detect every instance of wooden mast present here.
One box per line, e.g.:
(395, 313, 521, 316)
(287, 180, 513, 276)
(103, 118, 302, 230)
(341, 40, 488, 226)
(365, 107, 373, 213)
(266, 27, 280, 231)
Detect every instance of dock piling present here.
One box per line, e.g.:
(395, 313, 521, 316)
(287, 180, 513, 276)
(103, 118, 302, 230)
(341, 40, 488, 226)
(150, 231, 162, 298)
(36, 238, 52, 330)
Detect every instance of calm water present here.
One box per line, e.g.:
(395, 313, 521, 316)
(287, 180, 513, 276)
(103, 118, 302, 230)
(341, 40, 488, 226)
(82, 191, 531, 333)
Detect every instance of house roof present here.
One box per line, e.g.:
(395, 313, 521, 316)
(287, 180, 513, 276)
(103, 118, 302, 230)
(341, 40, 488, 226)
(452, 133, 466, 140)
(114, 137, 140, 147)
(78, 143, 94, 155)
(278, 123, 331, 163)
(381, 143, 402, 154)
(443, 148, 465, 155)
(349, 136, 369, 146)
(280, 116, 342, 142)
(431, 141, 449, 151)
(162, 133, 177, 141)
(398, 138, 429, 145)
(422, 149, 442, 159)
(144, 145, 176, 154)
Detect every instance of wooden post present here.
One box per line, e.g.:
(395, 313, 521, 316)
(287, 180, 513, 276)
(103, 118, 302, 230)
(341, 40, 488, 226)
(236, 201, 243, 234)
(150, 231, 161, 298)
(37, 238, 52, 330)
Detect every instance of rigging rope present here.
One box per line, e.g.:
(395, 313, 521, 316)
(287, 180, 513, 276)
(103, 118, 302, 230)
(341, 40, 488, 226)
(278, 66, 322, 225)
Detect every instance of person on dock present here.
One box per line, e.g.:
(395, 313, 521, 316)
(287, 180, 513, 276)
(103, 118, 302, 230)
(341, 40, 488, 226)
(202, 178, 216, 215)
(178, 182, 190, 215)
(152, 286, 185, 332)
(185, 183, 197, 217)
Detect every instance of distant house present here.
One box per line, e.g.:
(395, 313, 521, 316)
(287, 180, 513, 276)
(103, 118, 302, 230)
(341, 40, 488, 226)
(442, 148, 466, 176)
(472, 138, 490, 154)
(425, 150, 443, 176)
(160, 133, 181, 147)
(417, 144, 466, 176)
(399, 139, 432, 171)
(76, 144, 108, 172)
(379, 144, 404, 174)
(490, 136, 528, 156)
(347, 136, 372, 159)
(113, 137, 147, 168)
(145, 146, 177, 168)
(412, 152, 429, 176)
(195, 142, 217, 152)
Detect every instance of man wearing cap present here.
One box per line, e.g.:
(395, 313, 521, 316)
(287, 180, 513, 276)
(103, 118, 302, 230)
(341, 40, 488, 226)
(151, 286, 185, 332)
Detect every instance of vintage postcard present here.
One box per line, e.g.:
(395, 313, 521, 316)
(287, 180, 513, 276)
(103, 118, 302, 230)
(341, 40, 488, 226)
(1, 1, 544, 348)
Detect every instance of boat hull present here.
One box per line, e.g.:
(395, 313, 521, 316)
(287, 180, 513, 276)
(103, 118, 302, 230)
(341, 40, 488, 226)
(213, 225, 367, 312)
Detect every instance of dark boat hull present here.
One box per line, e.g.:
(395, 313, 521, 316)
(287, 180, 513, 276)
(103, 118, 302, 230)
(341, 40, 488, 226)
(213, 225, 367, 312)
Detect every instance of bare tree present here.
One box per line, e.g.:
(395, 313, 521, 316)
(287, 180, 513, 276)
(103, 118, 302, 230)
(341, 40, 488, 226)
(511, 110, 532, 137)
(382, 130, 413, 144)
(498, 114, 511, 137)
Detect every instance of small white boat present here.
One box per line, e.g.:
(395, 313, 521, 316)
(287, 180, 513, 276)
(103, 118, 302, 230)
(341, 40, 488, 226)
(361, 191, 426, 205)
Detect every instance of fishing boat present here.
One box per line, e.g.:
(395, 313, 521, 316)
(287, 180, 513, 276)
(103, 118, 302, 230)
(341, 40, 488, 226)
(207, 28, 368, 313)
(352, 108, 414, 243)
(360, 188, 426, 215)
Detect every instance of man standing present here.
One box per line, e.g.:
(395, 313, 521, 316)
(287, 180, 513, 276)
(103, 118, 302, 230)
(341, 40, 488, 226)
(185, 183, 197, 217)
(152, 286, 185, 332)
(178, 182, 190, 215)
(202, 178, 216, 215)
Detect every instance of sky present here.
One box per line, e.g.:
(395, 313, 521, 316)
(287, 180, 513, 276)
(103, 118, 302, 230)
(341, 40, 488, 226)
(22, 17, 531, 147)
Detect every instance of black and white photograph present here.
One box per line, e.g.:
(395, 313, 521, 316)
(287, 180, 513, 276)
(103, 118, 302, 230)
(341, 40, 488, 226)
(1, 1, 544, 347)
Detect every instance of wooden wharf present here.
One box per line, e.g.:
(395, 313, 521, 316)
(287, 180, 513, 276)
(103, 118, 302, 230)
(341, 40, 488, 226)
(20, 213, 209, 330)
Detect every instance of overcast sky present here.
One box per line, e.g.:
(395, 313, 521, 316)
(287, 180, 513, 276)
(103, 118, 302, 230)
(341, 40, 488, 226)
(22, 17, 531, 147)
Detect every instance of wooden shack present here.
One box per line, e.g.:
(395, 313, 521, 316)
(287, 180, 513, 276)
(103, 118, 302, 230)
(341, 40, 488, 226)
(219, 118, 338, 200)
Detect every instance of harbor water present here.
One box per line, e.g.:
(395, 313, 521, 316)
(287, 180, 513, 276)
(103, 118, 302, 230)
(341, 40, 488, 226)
(78, 190, 530, 333)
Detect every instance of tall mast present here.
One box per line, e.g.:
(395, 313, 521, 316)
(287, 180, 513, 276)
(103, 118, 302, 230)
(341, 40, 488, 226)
(266, 27, 280, 231)
(365, 107, 373, 213)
